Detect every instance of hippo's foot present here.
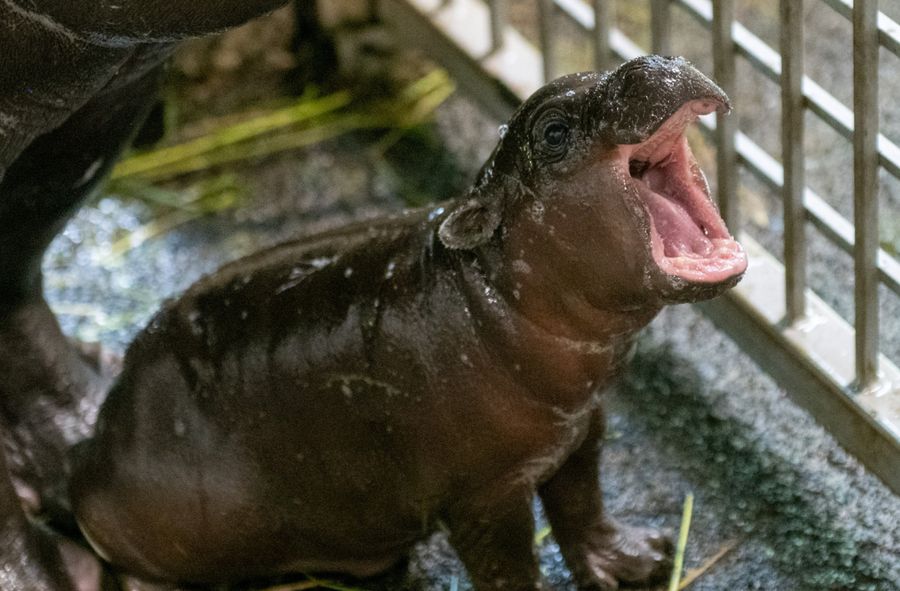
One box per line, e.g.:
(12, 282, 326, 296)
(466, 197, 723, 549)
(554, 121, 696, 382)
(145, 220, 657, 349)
(51, 530, 108, 591)
(72, 339, 123, 384)
(564, 519, 672, 591)
(1, 518, 107, 591)
(0, 297, 119, 521)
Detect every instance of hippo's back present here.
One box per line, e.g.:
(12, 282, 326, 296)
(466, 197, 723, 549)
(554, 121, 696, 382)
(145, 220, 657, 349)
(69, 207, 451, 582)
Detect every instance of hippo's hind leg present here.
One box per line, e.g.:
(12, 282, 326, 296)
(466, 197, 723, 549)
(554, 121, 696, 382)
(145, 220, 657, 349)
(538, 409, 672, 590)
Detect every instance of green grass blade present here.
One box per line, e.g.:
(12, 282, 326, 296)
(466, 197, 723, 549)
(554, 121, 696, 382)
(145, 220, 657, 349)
(668, 493, 695, 591)
(111, 91, 351, 180)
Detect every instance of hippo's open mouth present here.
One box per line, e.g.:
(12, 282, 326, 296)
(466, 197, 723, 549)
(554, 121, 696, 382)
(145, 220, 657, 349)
(622, 100, 747, 284)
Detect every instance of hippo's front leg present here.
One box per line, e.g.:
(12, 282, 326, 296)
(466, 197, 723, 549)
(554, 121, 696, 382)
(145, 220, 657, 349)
(538, 410, 672, 590)
(445, 486, 544, 591)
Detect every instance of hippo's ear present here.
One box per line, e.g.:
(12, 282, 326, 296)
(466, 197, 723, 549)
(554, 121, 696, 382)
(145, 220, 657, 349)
(438, 198, 502, 250)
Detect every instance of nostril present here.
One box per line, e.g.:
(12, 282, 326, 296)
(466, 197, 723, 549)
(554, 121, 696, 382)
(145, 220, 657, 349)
(629, 160, 649, 178)
(691, 99, 721, 115)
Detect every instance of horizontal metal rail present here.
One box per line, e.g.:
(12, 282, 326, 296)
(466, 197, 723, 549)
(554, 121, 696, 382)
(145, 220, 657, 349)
(821, 0, 900, 58)
(379, 0, 900, 494)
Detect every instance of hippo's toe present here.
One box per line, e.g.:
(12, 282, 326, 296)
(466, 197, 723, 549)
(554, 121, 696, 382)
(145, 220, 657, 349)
(568, 519, 673, 590)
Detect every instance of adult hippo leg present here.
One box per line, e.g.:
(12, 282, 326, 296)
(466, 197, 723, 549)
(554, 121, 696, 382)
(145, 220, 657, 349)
(539, 410, 672, 590)
(0, 61, 168, 591)
(0, 2, 306, 588)
(16, 0, 289, 42)
(0, 61, 168, 519)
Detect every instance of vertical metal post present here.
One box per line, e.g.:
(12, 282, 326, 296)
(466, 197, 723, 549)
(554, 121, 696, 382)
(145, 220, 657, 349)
(651, 0, 671, 56)
(781, 0, 806, 322)
(853, 0, 880, 388)
(538, 0, 557, 82)
(712, 0, 738, 230)
(592, 0, 615, 71)
(489, 0, 507, 52)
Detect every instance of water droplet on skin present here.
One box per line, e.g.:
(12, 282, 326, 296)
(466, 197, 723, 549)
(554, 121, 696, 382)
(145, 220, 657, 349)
(341, 384, 353, 398)
(188, 310, 203, 336)
(512, 260, 532, 274)
(428, 206, 445, 221)
(344, 267, 354, 278)
(384, 261, 396, 279)
(309, 257, 333, 269)
(498, 124, 509, 138)
(240, 310, 248, 320)
(530, 201, 545, 223)
(565, 90, 575, 97)
(173, 419, 186, 437)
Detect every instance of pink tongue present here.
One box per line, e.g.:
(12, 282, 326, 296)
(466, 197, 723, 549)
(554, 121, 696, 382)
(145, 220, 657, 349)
(638, 175, 713, 257)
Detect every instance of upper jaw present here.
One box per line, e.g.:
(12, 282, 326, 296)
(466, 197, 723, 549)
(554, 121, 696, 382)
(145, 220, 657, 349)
(618, 98, 747, 287)
(598, 55, 731, 145)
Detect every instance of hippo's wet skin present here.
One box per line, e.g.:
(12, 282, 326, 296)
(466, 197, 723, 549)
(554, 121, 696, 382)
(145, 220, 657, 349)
(69, 57, 747, 591)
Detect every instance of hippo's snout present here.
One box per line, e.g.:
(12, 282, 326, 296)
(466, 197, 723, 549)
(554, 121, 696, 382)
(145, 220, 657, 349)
(603, 58, 747, 292)
(599, 55, 730, 145)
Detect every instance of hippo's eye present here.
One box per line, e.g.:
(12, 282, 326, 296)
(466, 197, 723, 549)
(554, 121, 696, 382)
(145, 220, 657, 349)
(543, 121, 569, 148)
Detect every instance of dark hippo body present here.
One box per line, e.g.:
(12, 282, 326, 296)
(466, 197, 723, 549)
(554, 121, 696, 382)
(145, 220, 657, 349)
(72, 57, 747, 590)
(74, 212, 650, 584)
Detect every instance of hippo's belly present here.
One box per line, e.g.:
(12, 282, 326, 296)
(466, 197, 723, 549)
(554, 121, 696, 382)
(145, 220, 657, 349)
(70, 351, 433, 583)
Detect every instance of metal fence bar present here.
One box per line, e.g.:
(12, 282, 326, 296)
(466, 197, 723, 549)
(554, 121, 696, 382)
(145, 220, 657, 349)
(714, 119, 900, 297)
(711, 0, 737, 230)
(651, 0, 672, 56)
(537, 0, 557, 82)
(489, 0, 507, 51)
(592, 0, 615, 71)
(697, 236, 900, 495)
(781, 0, 806, 322)
(853, 0, 880, 389)
(674, 0, 900, 182)
(820, 0, 900, 58)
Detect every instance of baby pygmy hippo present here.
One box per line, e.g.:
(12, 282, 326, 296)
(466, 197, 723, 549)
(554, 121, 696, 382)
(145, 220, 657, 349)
(70, 56, 747, 591)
